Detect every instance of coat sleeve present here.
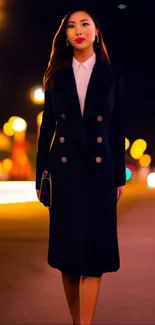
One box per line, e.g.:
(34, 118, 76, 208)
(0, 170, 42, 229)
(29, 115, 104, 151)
(35, 89, 56, 190)
(109, 74, 126, 187)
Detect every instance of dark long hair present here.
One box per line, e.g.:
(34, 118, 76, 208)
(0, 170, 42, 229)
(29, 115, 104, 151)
(43, 9, 111, 91)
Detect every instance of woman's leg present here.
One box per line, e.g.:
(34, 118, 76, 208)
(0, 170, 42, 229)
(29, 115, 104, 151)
(61, 272, 81, 324)
(79, 275, 102, 325)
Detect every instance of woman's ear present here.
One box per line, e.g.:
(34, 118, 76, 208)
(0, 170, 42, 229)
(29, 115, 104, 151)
(95, 27, 99, 35)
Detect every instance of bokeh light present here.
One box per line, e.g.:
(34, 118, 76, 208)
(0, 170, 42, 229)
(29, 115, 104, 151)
(126, 164, 136, 172)
(3, 122, 14, 136)
(8, 116, 19, 124)
(130, 139, 147, 159)
(117, 4, 127, 9)
(2, 159, 13, 172)
(126, 167, 132, 181)
(147, 172, 155, 188)
(125, 138, 130, 150)
(0, 131, 11, 150)
(139, 154, 151, 167)
(37, 111, 43, 126)
(0, 0, 8, 29)
(30, 86, 45, 104)
(12, 118, 27, 132)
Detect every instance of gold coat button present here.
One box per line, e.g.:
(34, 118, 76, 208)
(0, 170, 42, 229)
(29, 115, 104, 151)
(61, 156, 67, 163)
(97, 115, 103, 122)
(61, 113, 66, 119)
(97, 137, 103, 143)
(59, 137, 65, 143)
(95, 156, 102, 163)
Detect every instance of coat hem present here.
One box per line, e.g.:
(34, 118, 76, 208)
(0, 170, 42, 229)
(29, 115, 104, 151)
(47, 260, 120, 277)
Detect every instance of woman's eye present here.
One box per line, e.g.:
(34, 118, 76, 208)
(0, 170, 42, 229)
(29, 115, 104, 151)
(67, 24, 74, 28)
(67, 22, 89, 28)
(82, 22, 89, 26)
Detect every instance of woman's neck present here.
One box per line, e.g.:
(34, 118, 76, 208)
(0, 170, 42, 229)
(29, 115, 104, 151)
(73, 47, 95, 63)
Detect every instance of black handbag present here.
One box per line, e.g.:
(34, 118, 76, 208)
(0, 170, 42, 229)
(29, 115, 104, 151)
(39, 169, 52, 209)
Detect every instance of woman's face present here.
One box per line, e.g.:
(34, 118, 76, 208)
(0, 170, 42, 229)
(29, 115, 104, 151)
(66, 11, 99, 51)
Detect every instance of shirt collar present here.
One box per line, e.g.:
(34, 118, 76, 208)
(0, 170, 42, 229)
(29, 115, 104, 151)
(72, 53, 96, 71)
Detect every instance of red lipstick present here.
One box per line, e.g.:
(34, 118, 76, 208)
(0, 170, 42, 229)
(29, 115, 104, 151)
(75, 37, 85, 43)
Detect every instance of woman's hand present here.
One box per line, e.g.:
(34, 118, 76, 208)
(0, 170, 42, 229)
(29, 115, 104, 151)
(36, 189, 40, 200)
(117, 186, 125, 201)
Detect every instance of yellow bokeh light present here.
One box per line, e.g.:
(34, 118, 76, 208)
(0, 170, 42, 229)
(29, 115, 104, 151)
(139, 154, 151, 167)
(125, 138, 130, 150)
(3, 122, 15, 136)
(37, 111, 43, 126)
(0, 131, 11, 150)
(2, 159, 13, 172)
(12, 118, 27, 132)
(130, 139, 147, 159)
(8, 116, 19, 125)
(133, 139, 147, 151)
(130, 147, 143, 159)
(30, 86, 45, 104)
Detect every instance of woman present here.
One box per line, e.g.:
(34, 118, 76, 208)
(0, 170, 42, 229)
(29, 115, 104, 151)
(36, 8, 126, 325)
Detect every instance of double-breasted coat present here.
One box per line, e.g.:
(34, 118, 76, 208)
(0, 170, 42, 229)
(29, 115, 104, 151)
(36, 55, 126, 277)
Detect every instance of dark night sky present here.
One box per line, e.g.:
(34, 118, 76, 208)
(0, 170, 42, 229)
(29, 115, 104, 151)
(0, 0, 155, 164)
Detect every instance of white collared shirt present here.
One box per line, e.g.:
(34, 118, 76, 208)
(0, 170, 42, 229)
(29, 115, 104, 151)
(72, 53, 96, 116)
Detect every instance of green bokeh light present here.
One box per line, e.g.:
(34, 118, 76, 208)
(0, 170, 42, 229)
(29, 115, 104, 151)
(126, 167, 132, 181)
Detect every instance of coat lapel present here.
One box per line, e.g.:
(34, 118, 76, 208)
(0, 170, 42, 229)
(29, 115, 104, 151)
(57, 56, 115, 162)
(59, 56, 114, 118)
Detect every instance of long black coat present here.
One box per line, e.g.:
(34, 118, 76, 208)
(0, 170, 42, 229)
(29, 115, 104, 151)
(36, 56, 126, 277)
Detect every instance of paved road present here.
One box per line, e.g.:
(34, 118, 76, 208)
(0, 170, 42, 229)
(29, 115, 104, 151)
(0, 183, 155, 325)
